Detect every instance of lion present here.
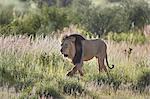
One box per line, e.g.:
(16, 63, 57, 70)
(60, 34, 114, 77)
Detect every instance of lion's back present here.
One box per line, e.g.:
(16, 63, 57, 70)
(82, 39, 106, 59)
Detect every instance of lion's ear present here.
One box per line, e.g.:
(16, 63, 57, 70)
(62, 35, 68, 41)
(69, 36, 76, 42)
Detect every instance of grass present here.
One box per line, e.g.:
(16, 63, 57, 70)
(0, 34, 150, 98)
(106, 32, 147, 44)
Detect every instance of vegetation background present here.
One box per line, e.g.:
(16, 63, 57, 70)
(0, 0, 150, 98)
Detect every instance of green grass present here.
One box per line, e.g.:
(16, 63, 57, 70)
(106, 32, 147, 44)
(0, 35, 150, 98)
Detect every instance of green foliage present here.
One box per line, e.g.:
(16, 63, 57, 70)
(0, 6, 14, 25)
(0, 0, 150, 37)
(0, 5, 78, 36)
(0, 11, 43, 36)
(70, 0, 92, 20)
(20, 80, 62, 99)
(92, 74, 122, 92)
(35, 81, 62, 99)
(0, 49, 65, 92)
(80, 0, 150, 36)
(60, 79, 84, 95)
(41, 6, 76, 32)
(106, 32, 147, 44)
(121, 0, 150, 29)
(0, 52, 35, 91)
(130, 70, 150, 93)
(134, 70, 150, 92)
(82, 6, 130, 36)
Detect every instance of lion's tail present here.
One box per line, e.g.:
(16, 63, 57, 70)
(106, 53, 114, 69)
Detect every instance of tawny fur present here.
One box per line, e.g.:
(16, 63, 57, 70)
(60, 34, 114, 76)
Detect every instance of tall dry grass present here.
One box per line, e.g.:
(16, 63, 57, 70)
(0, 35, 150, 98)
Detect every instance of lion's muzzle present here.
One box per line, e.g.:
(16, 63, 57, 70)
(63, 54, 68, 57)
(60, 48, 68, 57)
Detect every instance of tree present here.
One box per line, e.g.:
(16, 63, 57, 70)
(82, 6, 129, 36)
(121, 0, 150, 30)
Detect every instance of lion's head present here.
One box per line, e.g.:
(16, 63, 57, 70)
(60, 35, 76, 59)
(60, 34, 85, 64)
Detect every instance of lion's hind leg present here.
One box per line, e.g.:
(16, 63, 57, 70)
(98, 57, 107, 72)
(98, 57, 110, 78)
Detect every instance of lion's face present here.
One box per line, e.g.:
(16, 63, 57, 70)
(60, 36, 76, 59)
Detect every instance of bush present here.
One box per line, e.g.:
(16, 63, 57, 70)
(0, 10, 43, 36)
(92, 68, 138, 92)
(133, 70, 150, 93)
(0, 6, 14, 25)
(0, 0, 150, 37)
(106, 32, 147, 44)
(35, 83, 62, 99)
(0, 5, 80, 36)
(81, 5, 130, 36)
(80, 0, 150, 37)
(20, 81, 62, 99)
(121, 0, 150, 29)
(58, 79, 84, 96)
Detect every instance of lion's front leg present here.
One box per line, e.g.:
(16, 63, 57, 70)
(67, 66, 77, 76)
(67, 62, 83, 76)
(76, 63, 84, 76)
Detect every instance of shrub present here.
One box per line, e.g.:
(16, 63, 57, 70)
(36, 84, 61, 99)
(20, 81, 62, 99)
(0, 6, 14, 25)
(92, 73, 123, 92)
(106, 32, 147, 44)
(0, 5, 80, 36)
(81, 5, 130, 36)
(133, 70, 150, 93)
(121, 0, 150, 29)
(80, 0, 150, 37)
(0, 11, 43, 36)
(58, 79, 84, 96)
